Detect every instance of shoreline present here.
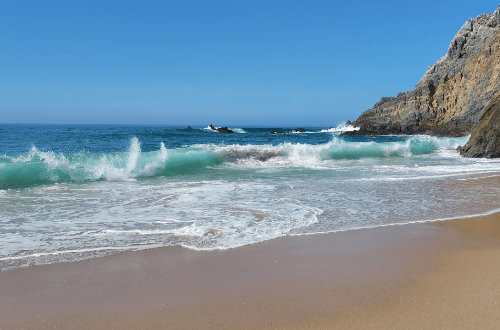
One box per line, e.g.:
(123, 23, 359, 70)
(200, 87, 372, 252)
(1, 212, 500, 329)
(3, 206, 500, 271)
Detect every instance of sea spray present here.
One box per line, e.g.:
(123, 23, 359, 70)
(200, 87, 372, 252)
(319, 122, 360, 133)
(126, 137, 141, 173)
(143, 142, 168, 176)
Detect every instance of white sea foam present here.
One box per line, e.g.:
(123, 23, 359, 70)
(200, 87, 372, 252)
(0, 134, 475, 190)
(288, 208, 500, 237)
(319, 122, 360, 133)
(3, 133, 500, 270)
(207, 134, 471, 168)
(202, 126, 247, 133)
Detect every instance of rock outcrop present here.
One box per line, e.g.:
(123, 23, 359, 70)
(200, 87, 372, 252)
(346, 6, 500, 138)
(270, 129, 306, 134)
(458, 94, 500, 158)
(208, 124, 234, 133)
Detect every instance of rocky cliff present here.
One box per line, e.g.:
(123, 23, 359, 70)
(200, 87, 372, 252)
(458, 94, 500, 158)
(347, 6, 500, 138)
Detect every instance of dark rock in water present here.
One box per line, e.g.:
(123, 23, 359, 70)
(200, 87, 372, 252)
(459, 95, 500, 158)
(208, 124, 234, 133)
(270, 129, 307, 134)
(217, 126, 234, 133)
(187, 125, 192, 130)
(345, 6, 500, 138)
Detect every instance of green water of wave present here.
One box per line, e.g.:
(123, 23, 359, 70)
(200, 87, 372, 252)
(0, 135, 469, 189)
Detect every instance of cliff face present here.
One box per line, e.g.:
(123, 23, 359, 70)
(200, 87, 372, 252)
(348, 7, 500, 137)
(458, 94, 500, 158)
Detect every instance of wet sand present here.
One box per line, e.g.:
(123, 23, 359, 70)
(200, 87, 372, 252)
(1, 212, 500, 329)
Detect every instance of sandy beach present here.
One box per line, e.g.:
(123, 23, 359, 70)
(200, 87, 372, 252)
(1, 212, 500, 329)
(3, 2, 500, 329)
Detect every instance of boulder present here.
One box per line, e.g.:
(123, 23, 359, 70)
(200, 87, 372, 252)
(208, 124, 234, 133)
(459, 94, 500, 158)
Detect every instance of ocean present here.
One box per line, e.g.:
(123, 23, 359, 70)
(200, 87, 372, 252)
(1, 123, 500, 270)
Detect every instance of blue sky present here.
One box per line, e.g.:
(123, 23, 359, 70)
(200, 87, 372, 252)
(0, 1, 498, 126)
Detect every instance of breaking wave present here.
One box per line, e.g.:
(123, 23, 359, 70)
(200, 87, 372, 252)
(0, 135, 469, 189)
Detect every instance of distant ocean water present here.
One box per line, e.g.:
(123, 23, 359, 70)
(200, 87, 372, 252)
(1, 123, 500, 269)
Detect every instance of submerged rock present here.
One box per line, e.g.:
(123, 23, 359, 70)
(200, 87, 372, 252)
(346, 6, 500, 139)
(459, 95, 500, 158)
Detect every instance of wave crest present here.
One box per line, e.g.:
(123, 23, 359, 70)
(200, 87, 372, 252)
(0, 135, 469, 189)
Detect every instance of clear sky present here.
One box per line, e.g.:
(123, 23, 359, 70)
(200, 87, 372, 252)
(0, 0, 498, 126)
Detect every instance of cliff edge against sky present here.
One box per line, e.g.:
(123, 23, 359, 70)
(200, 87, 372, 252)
(347, 6, 500, 149)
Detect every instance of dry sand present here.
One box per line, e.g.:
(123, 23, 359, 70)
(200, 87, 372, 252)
(1, 212, 500, 329)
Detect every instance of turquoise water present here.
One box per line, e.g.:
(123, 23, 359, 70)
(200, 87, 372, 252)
(1, 124, 500, 269)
